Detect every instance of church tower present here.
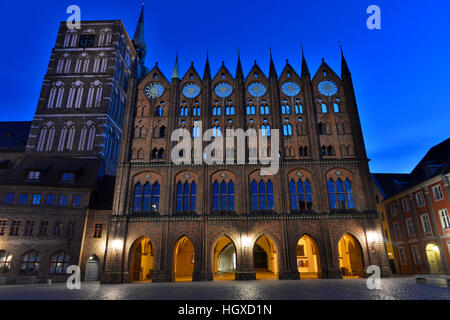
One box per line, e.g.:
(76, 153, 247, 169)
(25, 14, 139, 174)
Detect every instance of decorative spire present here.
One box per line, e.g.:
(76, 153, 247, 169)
(301, 45, 310, 76)
(269, 48, 277, 78)
(340, 44, 351, 76)
(203, 49, 211, 80)
(132, 3, 146, 52)
(236, 49, 244, 79)
(172, 50, 180, 79)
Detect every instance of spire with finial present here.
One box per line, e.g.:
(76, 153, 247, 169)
(301, 44, 310, 76)
(236, 49, 244, 79)
(203, 49, 211, 80)
(269, 48, 277, 78)
(133, 3, 146, 55)
(340, 43, 351, 77)
(172, 50, 180, 79)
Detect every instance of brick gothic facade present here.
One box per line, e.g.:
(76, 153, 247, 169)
(101, 7, 391, 283)
(0, 6, 392, 284)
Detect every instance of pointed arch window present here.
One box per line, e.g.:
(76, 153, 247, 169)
(289, 179, 313, 211)
(176, 181, 197, 212)
(212, 126, 222, 137)
(192, 125, 201, 138)
(37, 122, 55, 152)
(328, 178, 354, 209)
(213, 106, 222, 116)
(261, 124, 271, 137)
(193, 107, 201, 117)
(86, 80, 103, 108)
(283, 123, 293, 136)
(246, 105, 256, 115)
(156, 106, 163, 117)
(295, 103, 303, 114)
(133, 181, 160, 213)
(225, 105, 235, 116)
(333, 103, 340, 113)
(213, 180, 235, 211)
(260, 105, 270, 115)
(281, 104, 291, 115)
(47, 81, 65, 109)
(321, 103, 328, 113)
(250, 180, 274, 211)
(67, 81, 84, 109)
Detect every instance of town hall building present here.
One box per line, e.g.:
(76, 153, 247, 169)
(0, 5, 392, 284)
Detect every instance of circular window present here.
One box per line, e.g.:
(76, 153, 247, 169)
(248, 82, 267, 97)
(282, 82, 301, 97)
(182, 83, 201, 98)
(215, 83, 233, 98)
(144, 82, 164, 98)
(318, 80, 338, 97)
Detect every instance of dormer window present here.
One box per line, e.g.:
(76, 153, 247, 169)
(62, 172, 75, 183)
(27, 171, 41, 181)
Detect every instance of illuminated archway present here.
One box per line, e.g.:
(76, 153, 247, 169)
(253, 235, 278, 279)
(338, 234, 364, 278)
(297, 235, 321, 279)
(129, 237, 155, 282)
(174, 236, 195, 282)
(426, 243, 444, 274)
(213, 236, 237, 280)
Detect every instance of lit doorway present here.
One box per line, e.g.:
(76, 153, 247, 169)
(253, 235, 278, 279)
(297, 235, 321, 279)
(174, 236, 195, 282)
(213, 236, 236, 280)
(338, 234, 364, 278)
(129, 237, 155, 282)
(426, 243, 444, 274)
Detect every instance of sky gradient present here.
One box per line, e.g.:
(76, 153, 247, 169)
(0, 0, 449, 173)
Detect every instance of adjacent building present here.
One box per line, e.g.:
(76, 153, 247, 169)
(373, 138, 450, 275)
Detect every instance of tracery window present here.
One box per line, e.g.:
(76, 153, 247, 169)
(20, 251, 41, 275)
(250, 180, 274, 211)
(133, 182, 160, 213)
(328, 178, 354, 209)
(213, 181, 235, 211)
(289, 179, 313, 210)
(49, 252, 71, 275)
(176, 181, 196, 212)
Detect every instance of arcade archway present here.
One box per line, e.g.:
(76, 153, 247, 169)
(338, 234, 364, 278)
(426, 243, 444, 274)
(253, 235, 278, 279)
(297, 235, 321, 279)
(213, 236, 237, 280)
(129, 237, 155, 282)
(174, 236, 195, 282)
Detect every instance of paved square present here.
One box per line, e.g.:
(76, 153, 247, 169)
(0, 278, 448, 300)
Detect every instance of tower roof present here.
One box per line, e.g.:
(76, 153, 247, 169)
(301, 46, 310, 77)
(340, 45, 351, 76)
(132, 4, 146, 50)
(172, 50, 180, 79)
(235, 49, 244, 79)
(203, 50, 211, 80)
(269, 48, 277, 78)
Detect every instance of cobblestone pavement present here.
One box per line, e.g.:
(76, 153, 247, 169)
(0, 278, 448, 300)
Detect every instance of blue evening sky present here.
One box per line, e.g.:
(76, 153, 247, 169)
(0, 1, 449, 173)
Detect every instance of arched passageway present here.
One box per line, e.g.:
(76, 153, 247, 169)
(426, 243, 444, 274)
(253, 235, 278, 280)
(174, 236, 195, 282)
(213, 236, 237, 280)
(297, 235, 321, 279)
(129, 237, 155, 282)
(338, 234, 364, 278)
